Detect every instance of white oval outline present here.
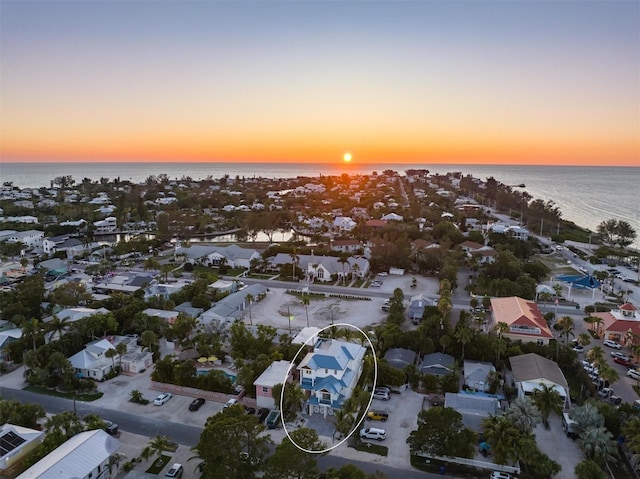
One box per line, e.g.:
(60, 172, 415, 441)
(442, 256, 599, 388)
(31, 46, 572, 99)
(279, 322, 378, 454)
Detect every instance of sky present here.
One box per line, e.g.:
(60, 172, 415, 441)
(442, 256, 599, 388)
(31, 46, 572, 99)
(1, 0, 638, 166)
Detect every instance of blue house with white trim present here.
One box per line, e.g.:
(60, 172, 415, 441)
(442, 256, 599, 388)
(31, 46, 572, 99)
(298, 338, 366, 417)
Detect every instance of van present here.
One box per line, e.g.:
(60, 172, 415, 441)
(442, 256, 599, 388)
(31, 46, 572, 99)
(360, 427, 386, 441)
(561, 412, 579, 439)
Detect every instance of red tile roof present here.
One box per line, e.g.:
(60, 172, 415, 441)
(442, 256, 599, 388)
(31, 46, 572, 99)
(491, 297, 553, 339)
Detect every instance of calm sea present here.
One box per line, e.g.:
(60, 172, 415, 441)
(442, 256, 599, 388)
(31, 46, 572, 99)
(1, 162, 638, 247)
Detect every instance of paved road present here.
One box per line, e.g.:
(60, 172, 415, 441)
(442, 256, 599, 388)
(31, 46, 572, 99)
(1, 387, 445, 479)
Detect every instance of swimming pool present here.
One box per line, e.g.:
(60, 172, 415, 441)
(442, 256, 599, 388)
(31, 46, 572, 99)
(197, 369, 237, 383)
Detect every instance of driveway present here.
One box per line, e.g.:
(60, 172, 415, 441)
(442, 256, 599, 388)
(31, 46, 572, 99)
(534, 413, 583, 478)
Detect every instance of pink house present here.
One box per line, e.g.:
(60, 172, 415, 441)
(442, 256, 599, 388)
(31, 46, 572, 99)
(253, 360, 293, 409)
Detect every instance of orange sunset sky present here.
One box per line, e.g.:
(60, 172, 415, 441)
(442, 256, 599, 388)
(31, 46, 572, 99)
(1, 1, 638, 167)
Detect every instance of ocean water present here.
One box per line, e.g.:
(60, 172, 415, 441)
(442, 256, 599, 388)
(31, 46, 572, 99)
(1, 162, 638, 246)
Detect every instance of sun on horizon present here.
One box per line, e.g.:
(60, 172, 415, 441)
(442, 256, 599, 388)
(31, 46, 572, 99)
(343, 152, 352, 163)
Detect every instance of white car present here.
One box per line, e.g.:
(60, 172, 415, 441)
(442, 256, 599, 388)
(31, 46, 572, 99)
(153, 393, 172, 406)
(611, 351, 631, 361)
(373, 390, 390, 401)
(490, 472, 513, 479)
(603, 339, 622, 349)
(627, 369, 640, 380)
(224, 398, 238, 409)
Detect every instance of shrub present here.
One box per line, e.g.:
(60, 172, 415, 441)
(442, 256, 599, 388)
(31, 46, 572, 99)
(130, 389, 149, 405)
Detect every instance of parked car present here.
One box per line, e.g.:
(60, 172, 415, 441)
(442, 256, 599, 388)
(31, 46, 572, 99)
(359, 427, 386, 441)
(598, 387, 614, 399)
(189, 398, 205, 411)
(611, 351, 631, 360)
(603, 339, 622, 349)
(154, 393, 172, 406)
(257, 408, 270, 422)
(244, 406, 256, 415)
(370, 280, 382, 287)
(224, 398, 238, 409)
(366, 411, 389, 422)
(627, 369, 640, 380)
(490, 473, 513, 479)
(608, 395, 623, 406)
(572, 345, 584, 353)
(374, 386, 391, 395)
(165, 463, 183, 478)
(614, 356, 632, 367)
(373, 390, 390, 401)
(104, 420, 118, 436)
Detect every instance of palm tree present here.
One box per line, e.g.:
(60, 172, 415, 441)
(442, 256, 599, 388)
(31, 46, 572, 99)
(115, 342, 128, 365)
(21, 318, 42, 351)
(289, 248, 299, 282)
(587, 346, 606, 368)
(494, 321, 509, 338)
(245, 293, 254, 326)
(481, 415, 522, 465)
(301, 296, 310, 328)
(105, 348, 118, 371)
(596, 364, 619, 390)
(578, 332, 592, 347)
(504, 397, 541, 434)
(557, 316, 575, 344)
(332, 408, 355, 439)
(592, 317, 604, 336)
(338, 253, 349, 284)
(573, 402, 604, 434)
(45, 314, 70, 343)
(533, 383, 564, 428)
(579, 427, 618, 465)
(439, 335, 451, 354)
(141, 434, 173, 462)
(282, 383, 306, 422)
(140, 330, 159, 353)
(454, 318, 474, 361)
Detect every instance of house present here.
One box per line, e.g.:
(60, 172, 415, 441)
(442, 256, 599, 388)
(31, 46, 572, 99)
(35, 258, 68, 277)
(0, 328, 22, 362)
(93, 217, 117, 234)
(0, 424, 44, 476)
(384, 348, 417, 369)
(68, 339, 116, 381)
(419, 352, 454, 377)
(593, 302, 640, 345)
(407, 294, 435, 324)
(4, 230, 44, 249)
(381, 213, 403, 222)
(298, 338, 366, 417)
(463, 360, 496, 392)
(142, 308, 178, 324)
(268, 253, 370, 282)
(510, 353, 569, 406)
(291, 327, 322, 349)
(179, 245, 260, 269)
(329, 239, 361, 254)
(333, 216, 357, 233)
(253, 360, 293, 409)
(198, 284, 267, 327)
(16, 429, 122, 479)
(490, 297, 553, 345)
(444, 392, 500, 432)
(459, 241, 497, 265)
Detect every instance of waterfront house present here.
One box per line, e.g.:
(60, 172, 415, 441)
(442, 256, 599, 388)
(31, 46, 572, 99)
(298, 338, 366, 417)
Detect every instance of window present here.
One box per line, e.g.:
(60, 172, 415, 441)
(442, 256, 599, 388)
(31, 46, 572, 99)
(536, 339, 544, 346)
(262, 387, 268, 393)
(318, 269, 324, 279)
(325, 369, 328, 374)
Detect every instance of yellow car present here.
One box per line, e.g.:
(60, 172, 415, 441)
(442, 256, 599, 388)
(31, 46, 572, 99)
(366, 411, 389, 422)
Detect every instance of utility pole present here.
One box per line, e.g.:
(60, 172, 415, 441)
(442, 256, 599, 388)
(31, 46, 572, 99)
(287, 306, 291, 335)
(540, 218, 544, 237)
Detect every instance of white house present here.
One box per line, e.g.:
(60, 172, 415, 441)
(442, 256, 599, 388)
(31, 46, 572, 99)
(93, 217, 117, 234)
(509, 353, 569, 407)
(298, 338, 366, 417)
(4, 230, 44, 249)
(268, 253, 370, 282)
(0, 424, 44, 475)
(333, 216, 357, 233)
(463, 360, 496, 392)
(16, 429, 122, 479)
(68, 339, 116, 381)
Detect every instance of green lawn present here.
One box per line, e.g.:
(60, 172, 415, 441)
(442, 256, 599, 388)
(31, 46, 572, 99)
(145, 454, 172, 474)
(24, 385, 103, 401)
(351, 441, 388, 456)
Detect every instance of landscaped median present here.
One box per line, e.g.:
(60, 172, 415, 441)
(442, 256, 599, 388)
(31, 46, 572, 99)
(24, 385, 103, 401)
